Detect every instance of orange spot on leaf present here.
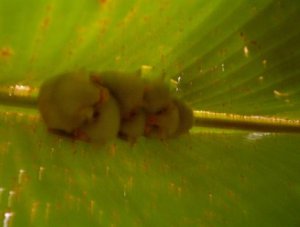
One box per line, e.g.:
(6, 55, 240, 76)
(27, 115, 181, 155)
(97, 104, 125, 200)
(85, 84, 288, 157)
(0, 46, 14, 60)
(41, 17, 51, 29)
(99, 0, 107, 4)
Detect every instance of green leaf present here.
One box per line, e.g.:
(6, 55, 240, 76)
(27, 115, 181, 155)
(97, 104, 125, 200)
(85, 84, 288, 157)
(0, 0, 300, 226)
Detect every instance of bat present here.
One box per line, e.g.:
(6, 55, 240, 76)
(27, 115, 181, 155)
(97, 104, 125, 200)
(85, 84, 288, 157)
(91, 70, 144, 119)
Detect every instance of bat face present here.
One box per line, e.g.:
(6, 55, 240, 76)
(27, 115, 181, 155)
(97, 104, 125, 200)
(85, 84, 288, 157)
(119, 110, 146, 142)
(145, 102, 180, 139)
(78, 94, 121, 144)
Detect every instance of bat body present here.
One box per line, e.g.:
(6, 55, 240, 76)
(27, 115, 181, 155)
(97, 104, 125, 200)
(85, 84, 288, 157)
(38, 72, 101, 133)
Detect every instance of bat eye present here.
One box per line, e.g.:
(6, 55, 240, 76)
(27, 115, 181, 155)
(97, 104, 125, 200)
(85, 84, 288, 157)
(152, 125, 160, 130)
(93, 110, 100, 119)
(156, 103, 172, 114)
(156, 108, 166, 115)
(129, 111, 138, 118)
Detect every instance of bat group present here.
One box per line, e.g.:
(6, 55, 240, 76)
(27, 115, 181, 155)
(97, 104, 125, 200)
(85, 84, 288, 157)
(38, 70, 194, 144)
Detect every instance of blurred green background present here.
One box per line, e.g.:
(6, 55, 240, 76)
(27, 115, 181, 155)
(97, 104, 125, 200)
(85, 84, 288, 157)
(0, 0, 300, 226)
